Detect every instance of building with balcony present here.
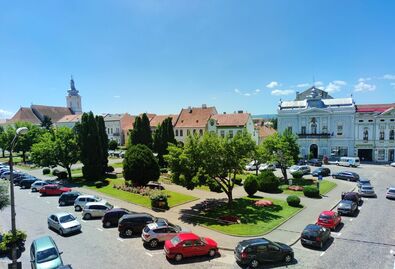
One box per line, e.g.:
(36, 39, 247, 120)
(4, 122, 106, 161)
(103, 113, 135, 146)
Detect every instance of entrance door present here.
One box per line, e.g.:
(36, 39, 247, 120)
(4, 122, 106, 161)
(358, 149, 373, 162)
(310, 144, 318, 159)
(389, 149, 395, 162)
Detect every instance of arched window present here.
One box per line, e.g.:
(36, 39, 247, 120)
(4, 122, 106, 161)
(390, 130, 395, 140)
(363, 130, 368, 141)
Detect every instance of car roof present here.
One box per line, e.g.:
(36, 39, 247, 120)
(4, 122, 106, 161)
(77, 194, 98, 199)
(304, 224, 322, 231)
(339, 199, 353, 204)
(107, 208, 128, 213)
(320, 210, 335, 216)
(63, 191, 80, 195)
(238, 238, 270, 247)
(177, 233, 200, 241)
(85, 201, 108, 207)
(33, 236, 56, 251)
(388, 187, 395, 191)
(122, 213, 153, 219)
(52, 212, 72, 218)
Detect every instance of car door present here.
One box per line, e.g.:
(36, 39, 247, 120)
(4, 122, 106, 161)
(333, 213, 340, 226)
(267, 244, 283, 262)
(192, 239, 207, 256)
(154, 228, 167, 242)
(181, 240, 194, 257)
(166, 227, 178, 241)
(50, 215, 59, 230)
(255, 244, 270, 262)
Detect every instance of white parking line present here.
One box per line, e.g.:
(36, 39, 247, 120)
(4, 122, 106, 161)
(81, 220, 87, 223)
(145, 252, 153, 257)
(46, 201, 50, 204)
(117, 238, 124, 242)
(96, 228, 103, 232)
(320, 252, 325, 257)
(350, 218, 353, 222)
(57, 206, 61, 209)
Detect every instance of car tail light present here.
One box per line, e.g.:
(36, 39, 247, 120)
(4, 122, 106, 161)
(316, 237, 321, 241)
(241, 252, 248, 259)
(143, 234, 150, 239)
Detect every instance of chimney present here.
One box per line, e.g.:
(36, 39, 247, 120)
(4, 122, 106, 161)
(188, 106, 192, 113)
(202, 104, 207, 109)
(223, 112, 226, 114)
(238, 110, 243, 114)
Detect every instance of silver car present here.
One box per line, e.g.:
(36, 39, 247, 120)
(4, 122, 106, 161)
(386, 187, 395, 199)
(358, 185, 376, 197)
(82, 202, 113, 220)
(141, 221, 182, 248)
(47, 213, 81, 236)
(289, 165, 310, 175)
(74, 195, 104, 211)
(31, 181, 50, 192)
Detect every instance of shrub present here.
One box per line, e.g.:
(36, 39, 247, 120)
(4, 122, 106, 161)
(150, 191, 169, 209)
(95, 181, 104, 188)
(0, 230, 27, 252)
(42, 168, 50, 175)
(52, 169, 60, 176)
(56, 171, 68, 179)
(303, 186, 320, 198)
(160, 168, 168, 173)
(108, 140, 119, 150)
(286, 195, 301, 207)
(243, 175, 258, 196)
(106, 166, 115, 173)
(291, 171, 304, 179)
(257, 171, 280, 193)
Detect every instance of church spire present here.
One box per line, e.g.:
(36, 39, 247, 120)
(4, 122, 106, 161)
(68, 75, 79, 96)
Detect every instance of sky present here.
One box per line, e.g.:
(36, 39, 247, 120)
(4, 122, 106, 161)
(1, 0, 395, 119)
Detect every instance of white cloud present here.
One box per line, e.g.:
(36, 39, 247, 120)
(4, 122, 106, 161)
(332, 80, 346, 85)
(0, 109, 13, 119)
(358, 77, 371, 82)
(315, 81, 324, 87)
(296, 83, 310, 88)
(324, 80, 347, 93)
(354, 81, 376, 92)
(266, 81, 280, 89)
(244, 93, 251, 96)
(255, 89, 261, 93)
(234, 88, 261, 97)
(382, 74, 395, 80)
(113, 95, 121, 98)
(390, 82, 395, 87)
(234, 88, 240, 93)
(271, 89, 294, 96)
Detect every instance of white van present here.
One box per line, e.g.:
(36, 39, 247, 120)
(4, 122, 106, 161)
(337, 157, 360, 167)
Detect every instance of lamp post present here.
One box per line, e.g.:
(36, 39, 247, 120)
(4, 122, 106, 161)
(9, 127, 28, 269)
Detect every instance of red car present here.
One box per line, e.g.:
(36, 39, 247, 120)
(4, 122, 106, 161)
(316, 210, 341, 230)
(164, 232, 218, 262)
(39, 184, 71, 196)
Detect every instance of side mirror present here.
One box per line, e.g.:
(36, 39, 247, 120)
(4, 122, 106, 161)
(30, 259, 35, 263)
(59, 251, 63, 255)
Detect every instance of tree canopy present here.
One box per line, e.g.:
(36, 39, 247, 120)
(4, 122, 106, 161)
(129, 113, 153, 149)
(153, 117, 176, 167)
(40, 115, 53, 130)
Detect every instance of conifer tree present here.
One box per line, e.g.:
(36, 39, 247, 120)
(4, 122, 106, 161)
(96, 115, 109, 173)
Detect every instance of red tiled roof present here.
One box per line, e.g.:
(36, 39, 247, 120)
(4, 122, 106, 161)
(31, 105, 73, 122)
(356, 103, 395, 113)
(9, 107, 41, 124)
(121, 115, 136, 131)
(150, 114, 178, 127)
(210, 113, 250, 127)
(57, 114, 82, 123)
(257, 125, 277, 139)
(175, 106, 217, 128)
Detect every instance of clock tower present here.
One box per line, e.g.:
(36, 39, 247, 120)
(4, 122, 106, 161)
(66, 76, 82, 114)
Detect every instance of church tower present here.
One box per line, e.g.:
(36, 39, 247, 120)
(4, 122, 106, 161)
(66, 76, 82, 114)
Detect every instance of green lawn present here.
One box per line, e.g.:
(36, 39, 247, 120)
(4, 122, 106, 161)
(74, 177, 198, 209)
(111, 162, 123, 168)
(189, 196, 303, 236)
(280, 178, 337, 197)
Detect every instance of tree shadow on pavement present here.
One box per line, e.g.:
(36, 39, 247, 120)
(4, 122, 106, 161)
(237, 258, 298, 268)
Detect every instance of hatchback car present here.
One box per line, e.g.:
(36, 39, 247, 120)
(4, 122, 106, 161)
(289, 165, 310, 175)
(82, 202, 113, 220)
(258, 163, 276, 171)
(102, 208, 132, 228)
(31, 181, 50, 192)
(47, 212, 81, 236)
(73, 195, 104, 211)
(337, 200, 358, 216)
(357, 178, 371, 188)
(164, 232, 218, 262)
(301, 224, 331, 249)
(234, 238, 294, 268)
(58, 191, 81, 206)
(142, 221, 182, 248)
(358, 185, 376, 197)
(307, 159, 322, 167)
(386, 187, 395, 199)
(341, 192, 362, 205)
(312, 167, 331, 177)
(30, 236, 63, 269)
(39, 184, 71, 196)
(118, 213, 157, 237)
(316, 211, 341, 230)
(332, 171, 359, 181)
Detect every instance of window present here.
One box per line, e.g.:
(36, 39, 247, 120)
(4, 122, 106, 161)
(180, 130, 183, 137)
(175, 130, 178, 136)
(359, 120, 364, 122)
(187, 130, 190, 136)
(322, 126, 328, 133)
(380, 131, 385, 140)
(301, 126, 306, 134)
(380, 119, 385, 122)
(199, 129, 203, 136)
(363, 130, 369, 141)
(183, 241, 193, 247)
(390, 130, 395, 140)
(256, 245, 267, 253)
(377, 149, 385, 161)
(268, 245, 280, 252)
(194, 240, 204, 246)
(311, 123, 317, 134)
(193, 129, 196, 134)
(229, 130, 234, 138)
(368, 120, 373, 122)
(220, 130, 225, 138)
(337, 124, 343, 136)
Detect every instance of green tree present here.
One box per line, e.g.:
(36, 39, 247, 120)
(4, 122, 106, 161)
(123, 144, 160, 186)
(40, 115, 53, 130)
(13, 122, 44, 163)
(0, 126, 15, 158)
(165, 131, 256, 206)
(31, 127, 80, 180)
(153, 117, 176, 167)
(108, 140, 118, 150)
(270, 118, 278, 130)
(0, 126, 6, 157)
(0, 181, 9, 210)
(129, 113, 153, 148)
(96, 115, 109, 173)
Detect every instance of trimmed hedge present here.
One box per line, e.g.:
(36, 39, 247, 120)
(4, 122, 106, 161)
(303, 186, 320, 198)
(244, 175, 258, 197)
(286, 195, 301, 207)
(150, 192, 169, 210)
(257, 170, 280, 193)
(42, 168, 50, 175)
(291, 171, 304, 179)
(52, 169, 60, 176)
(95, 181, 104, 188)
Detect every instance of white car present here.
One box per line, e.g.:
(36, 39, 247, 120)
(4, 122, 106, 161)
(390, 162, 395, 167)
(47, 212, 81, 236)
(82, 202, 113, 220)
(74, 195, 104, 211)
(258, 163, 276, 171)
(289, 165, 311, 175)
(245, 160, 259, 171)
(386, 187, 395, 199)
(31, 181, 50, 192)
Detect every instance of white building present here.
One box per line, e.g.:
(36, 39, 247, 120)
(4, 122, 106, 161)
(103, 113, 135, 146)
(278, 87, 356, 159)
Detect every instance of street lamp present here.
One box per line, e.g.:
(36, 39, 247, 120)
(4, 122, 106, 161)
(9, 127, 28, 269)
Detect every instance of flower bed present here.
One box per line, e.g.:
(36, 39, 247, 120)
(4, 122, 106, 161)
(219, 215, 240, 224)
(288, 185, 304, 191)
(254, 200, 274, 207)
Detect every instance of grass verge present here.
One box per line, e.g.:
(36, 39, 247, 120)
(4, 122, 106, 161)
(280, 178, 337, 197)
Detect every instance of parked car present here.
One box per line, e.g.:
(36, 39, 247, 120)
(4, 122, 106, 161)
(234, 238, 294, 268)
(39, 184, 72, 196)
(289, 165, 310, 175)
(142, 221, 182, 248)
(357, 178, 371, 188)
(258, 163, 276, 171)
(31, 181, 50, 192)
(47, 213, 81, 236)
(118, 213, 158, 237)
(316, 211, 341, 230)
(58, 191, 82, 206)
(391, 162, 395, 167)
(245, 160, 259, 171)
(0, 171, 11, 179)
(14, 174, 35, 185)
(30, 236, 64, 269)
(73, 195, 104, 211)
(102, 208, 133, 228)
(297, 159, 308, 165)
(19, 178, 38, 189)
(337, 157, 360, 167)
(337, 200, 358, 216)
(146, 181, 165, 190)
(307, 159, 322, 167)
(301, 224, 331, 249)
(386, 187, 395, 199)
(312, 167, 331, 177)
(341, 192, 362, 205)
(358, 185, 376, 197)
(82, 202, 113, 220)
(164, 232, 218, 262)
(332, 171, 359, 181)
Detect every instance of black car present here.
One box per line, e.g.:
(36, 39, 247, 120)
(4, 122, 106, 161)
(332, 171, 359, 182)
(19, 178, 37, 189)
(14, 175, 35, 185)
(337, 199, 358, 216)
(58, 191, 81, 206)
(102, 208, 133, 228)
(312, 167, 331, 177)
(234, 238, 294, 268)
(297, 159, 308, 165)
(118, 213, 160, 237)
(301, 224, 331, 249)
(308, 159, 322, 167)
(341, 192, 362, 206)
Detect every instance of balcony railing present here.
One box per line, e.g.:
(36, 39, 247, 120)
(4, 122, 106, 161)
(298, 133, 331, 138)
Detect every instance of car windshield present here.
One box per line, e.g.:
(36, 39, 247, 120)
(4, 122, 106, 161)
(59, 215, 75, 223)
(302, 229, 318, 237)
(340, 202, 351, 209)
(36, 247, 59, 263)
(170, 236, 180, 246)
(362, 186, 373, 190)
(319, 214, 331, 219)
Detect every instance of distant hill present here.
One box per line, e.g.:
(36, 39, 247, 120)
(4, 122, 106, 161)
(252, 114, 277, 119)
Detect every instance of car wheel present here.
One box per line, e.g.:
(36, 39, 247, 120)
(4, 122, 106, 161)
(208, 249, 216, 257)
(149, 239, 159, 248)
(75, 205, 81, 211)
(175, 254, 183, 262)
(60, 201, 66, 206)
(84, 213, 91, 220)
(59, 229, 64, 236)
(125, 229, 133, 237)
(250, 259, 259, 268)
(32, 188, 36, 192)
(104, 221, 112, 228)
(284, 254, 292, 263)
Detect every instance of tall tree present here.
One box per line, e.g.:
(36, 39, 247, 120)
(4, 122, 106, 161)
(165, 131, 256, 206)
(31, 127, 80, 180)
(41, 115, 53, 130)
(153, 117, 176, 167)
(96, 115, 109, 173)
(13, 122, 44, 163)
(129, 113, 153, 148)
(0, 126, 16, 158)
